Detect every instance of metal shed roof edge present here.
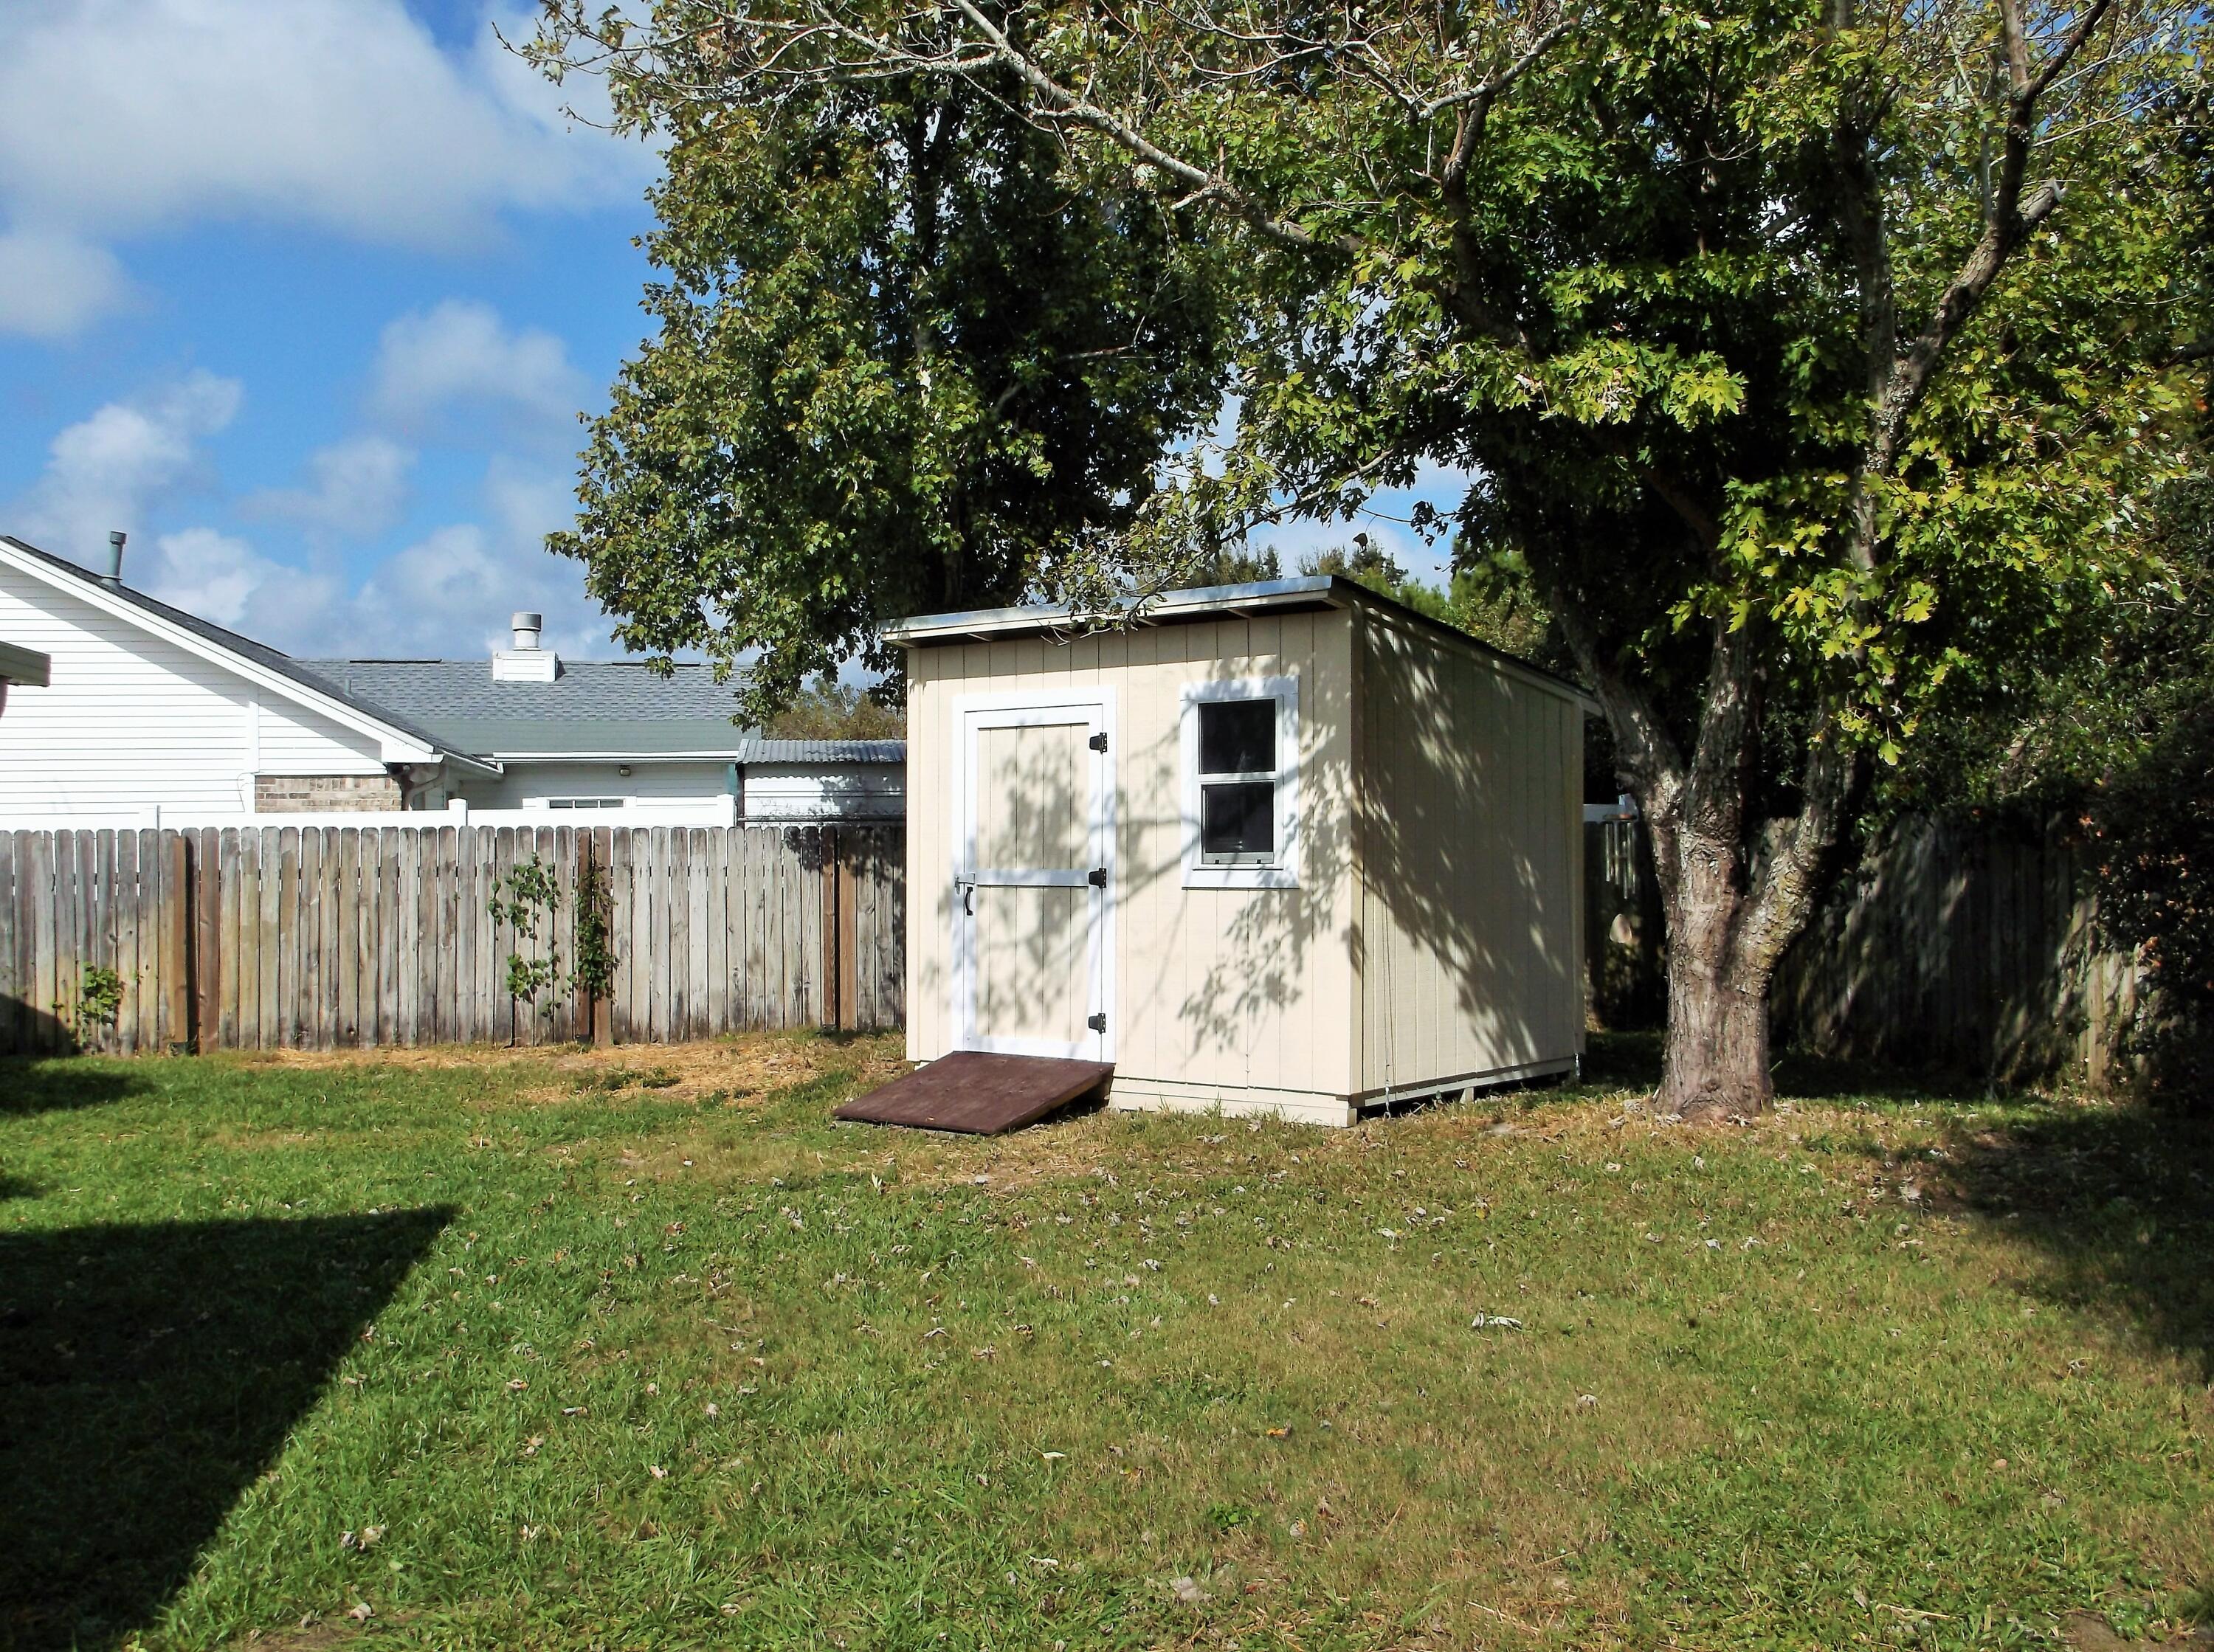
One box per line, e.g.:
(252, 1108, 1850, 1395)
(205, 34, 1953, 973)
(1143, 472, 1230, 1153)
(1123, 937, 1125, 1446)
(883, 574, 1601, 712)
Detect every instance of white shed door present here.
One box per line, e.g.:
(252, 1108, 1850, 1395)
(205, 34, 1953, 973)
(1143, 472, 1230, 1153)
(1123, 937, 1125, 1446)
(954, 694, 1114, 1060)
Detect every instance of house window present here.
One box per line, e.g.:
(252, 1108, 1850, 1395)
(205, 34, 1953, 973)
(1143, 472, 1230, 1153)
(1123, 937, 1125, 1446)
(1180, 676, 1298, 889)
(545, 797, 626, 810)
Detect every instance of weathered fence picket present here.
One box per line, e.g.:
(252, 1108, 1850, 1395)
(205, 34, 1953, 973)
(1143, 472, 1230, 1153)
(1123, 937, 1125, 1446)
(0, 822, 903, 1055)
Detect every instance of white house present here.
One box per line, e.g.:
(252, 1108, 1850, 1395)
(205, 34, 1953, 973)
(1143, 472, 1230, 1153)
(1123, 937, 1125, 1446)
(0, 532, 903, 825)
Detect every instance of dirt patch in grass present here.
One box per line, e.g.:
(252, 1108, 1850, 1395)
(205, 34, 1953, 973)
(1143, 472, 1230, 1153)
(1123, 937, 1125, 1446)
(229, 1030, 908, 1106)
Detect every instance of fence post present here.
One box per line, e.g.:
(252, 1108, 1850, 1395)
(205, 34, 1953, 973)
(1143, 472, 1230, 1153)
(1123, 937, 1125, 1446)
(819, 824, 841, 1030)
(193, 828, 221, 1051)
(162, 833, 193, 1052)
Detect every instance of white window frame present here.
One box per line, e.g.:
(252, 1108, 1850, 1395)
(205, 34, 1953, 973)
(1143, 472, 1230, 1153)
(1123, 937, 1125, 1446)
(540, 797, 627, 810)
(1179, 675, 1299, 890)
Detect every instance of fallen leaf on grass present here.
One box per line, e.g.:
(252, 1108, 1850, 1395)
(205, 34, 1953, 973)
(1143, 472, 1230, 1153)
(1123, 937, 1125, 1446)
(347, 1603, 373, 1622)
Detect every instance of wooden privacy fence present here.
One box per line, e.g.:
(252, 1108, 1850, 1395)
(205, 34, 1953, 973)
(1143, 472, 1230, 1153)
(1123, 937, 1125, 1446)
(1585, 815, 2145, 1088)
(1771, 818, 2139, 1088)
(0, 823, 903, 1056)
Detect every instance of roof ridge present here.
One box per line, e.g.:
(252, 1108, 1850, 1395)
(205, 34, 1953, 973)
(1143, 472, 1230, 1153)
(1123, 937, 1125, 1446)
(0, 533, 466, 758)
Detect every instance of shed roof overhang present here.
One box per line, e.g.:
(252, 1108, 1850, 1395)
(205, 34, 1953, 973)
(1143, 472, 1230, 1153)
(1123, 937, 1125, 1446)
(883, 574, 1601, 713)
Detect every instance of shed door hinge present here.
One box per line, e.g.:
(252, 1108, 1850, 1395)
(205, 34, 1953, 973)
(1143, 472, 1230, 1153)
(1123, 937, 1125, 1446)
(1087, 866, 1108, 888)
(1087, 1012, 1107, 1033)
(1088, 731, 1108, 753)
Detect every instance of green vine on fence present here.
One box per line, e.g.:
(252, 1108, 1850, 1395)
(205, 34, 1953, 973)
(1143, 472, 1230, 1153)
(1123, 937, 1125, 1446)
(65, 965, 127, 1046)
(572, 860, 617, 1006)
(486, 854, 621, 1043)
(488, 856, 565, 1029)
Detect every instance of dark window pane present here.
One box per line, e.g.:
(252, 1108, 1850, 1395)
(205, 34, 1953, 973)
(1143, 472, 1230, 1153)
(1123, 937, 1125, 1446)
(1201, 781, 1275, 857)
(1198, 698, 1275, 774)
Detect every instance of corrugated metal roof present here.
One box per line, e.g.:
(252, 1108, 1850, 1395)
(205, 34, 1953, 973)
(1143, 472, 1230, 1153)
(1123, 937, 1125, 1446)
(883, 573, 1597, 707)
(733, 739, 905, 765)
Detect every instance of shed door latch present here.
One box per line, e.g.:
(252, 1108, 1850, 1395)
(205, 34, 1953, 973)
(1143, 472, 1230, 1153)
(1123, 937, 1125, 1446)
(1088, 731, 1108, 753)
(1086, 1012, 1107, 1033)
(1087, 866, 1108, 888)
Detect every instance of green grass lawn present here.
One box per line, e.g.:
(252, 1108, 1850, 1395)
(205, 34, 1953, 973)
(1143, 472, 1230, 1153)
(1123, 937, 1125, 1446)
(1, 1032, 2208, 1651)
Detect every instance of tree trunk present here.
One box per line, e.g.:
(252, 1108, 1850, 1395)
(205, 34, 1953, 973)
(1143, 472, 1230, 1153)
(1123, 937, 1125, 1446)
(1655, 891, 1775, 1120)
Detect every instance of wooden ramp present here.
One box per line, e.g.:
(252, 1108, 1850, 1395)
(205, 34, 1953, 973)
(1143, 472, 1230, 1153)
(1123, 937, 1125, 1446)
(834, 1051, 1114, 1136)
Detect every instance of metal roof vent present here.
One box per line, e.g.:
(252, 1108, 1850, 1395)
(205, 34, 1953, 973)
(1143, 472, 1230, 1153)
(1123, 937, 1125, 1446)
(492, 609, 558, 683)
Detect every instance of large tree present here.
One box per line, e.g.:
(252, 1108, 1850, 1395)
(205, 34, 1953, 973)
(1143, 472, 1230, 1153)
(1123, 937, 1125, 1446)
(542, 64, 1232, 716)
(537, 0, 2201, 1116)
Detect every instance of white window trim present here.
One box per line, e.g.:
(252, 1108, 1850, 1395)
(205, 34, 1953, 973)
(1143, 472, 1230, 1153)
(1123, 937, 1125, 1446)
(1180, 674, 1299, 890)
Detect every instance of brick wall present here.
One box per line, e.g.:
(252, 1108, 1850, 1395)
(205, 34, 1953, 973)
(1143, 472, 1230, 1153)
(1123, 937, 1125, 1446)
(253, 773, 403, 812)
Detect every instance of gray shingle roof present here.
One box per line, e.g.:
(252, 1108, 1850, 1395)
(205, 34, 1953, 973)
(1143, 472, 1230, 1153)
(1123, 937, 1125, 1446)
(300, 659, 903, 764)
(0, 536, 906, 769)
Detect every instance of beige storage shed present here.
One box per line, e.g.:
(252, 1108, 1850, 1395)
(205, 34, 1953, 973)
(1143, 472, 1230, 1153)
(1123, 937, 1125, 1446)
(885, 576, 1593, 1127)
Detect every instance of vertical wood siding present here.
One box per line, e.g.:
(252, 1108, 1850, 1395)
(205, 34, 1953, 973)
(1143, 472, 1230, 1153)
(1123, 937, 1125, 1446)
(1354, 609, 1589, 1096)
(903, 611, 1362, 1105)
(0, 823, 901, 1054)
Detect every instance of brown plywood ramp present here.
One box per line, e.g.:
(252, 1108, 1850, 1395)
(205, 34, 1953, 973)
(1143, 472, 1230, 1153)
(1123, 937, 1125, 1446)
(834, 1051, 1114, 1136)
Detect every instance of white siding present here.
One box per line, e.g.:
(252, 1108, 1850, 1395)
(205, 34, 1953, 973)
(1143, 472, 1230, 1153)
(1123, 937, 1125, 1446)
(0, 558, 388, 822)
(447, 758, 903, 821)
(743, 761, 904, 822)
(449, 760, 730, 812)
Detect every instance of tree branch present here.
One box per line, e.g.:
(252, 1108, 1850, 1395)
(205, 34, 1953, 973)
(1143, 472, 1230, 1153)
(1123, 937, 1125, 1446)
(944, 0, 1363, 258)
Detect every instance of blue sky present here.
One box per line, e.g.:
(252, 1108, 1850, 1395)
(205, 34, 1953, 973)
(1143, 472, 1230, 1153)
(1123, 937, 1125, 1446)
(0, 0, 1453, 667)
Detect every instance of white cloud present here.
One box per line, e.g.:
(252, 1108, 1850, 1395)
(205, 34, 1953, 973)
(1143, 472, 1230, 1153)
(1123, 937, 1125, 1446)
(246, 435, 415, 540)
(349, 517, 602, 659)
(0, 0, 653, 338)
(141, 524, 339, 637)
(0, 0, 648, 246)
(369, 300, 587, 440)
(0, 227, 136, 337)
(10, 371, 244, 564)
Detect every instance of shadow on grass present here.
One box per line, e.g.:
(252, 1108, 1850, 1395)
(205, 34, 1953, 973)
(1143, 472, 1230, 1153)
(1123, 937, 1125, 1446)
(0, 1058, 151, 1118)
(1948, 1105, 2214, 1384)
(0, 1209, 453, 1651)
(1579, 1029, 2002, 1107)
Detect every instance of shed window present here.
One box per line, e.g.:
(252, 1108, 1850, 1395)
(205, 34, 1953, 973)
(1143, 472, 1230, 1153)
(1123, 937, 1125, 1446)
(1181, 677, 1299, 889)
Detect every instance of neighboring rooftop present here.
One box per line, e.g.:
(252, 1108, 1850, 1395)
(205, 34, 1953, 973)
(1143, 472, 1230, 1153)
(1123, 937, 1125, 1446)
(5, 534, 905, 766)
(296, 661, 907, 763)
(0, 533, 472, 762)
